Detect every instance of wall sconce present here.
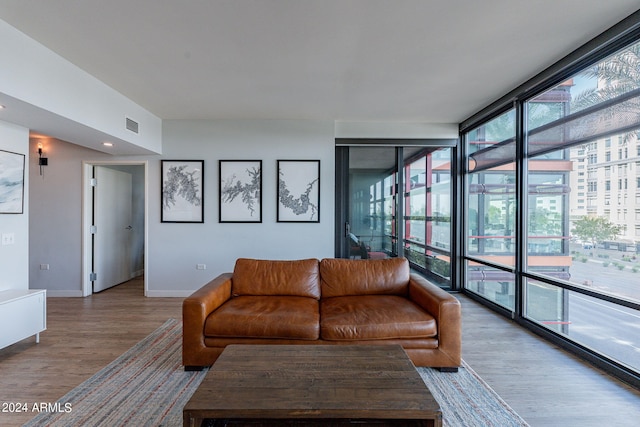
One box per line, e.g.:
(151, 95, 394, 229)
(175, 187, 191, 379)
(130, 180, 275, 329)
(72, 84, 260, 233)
(37, 142, 48, 176)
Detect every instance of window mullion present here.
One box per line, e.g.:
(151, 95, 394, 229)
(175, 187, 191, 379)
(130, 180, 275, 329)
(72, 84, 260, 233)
(515, 100, 528, 318)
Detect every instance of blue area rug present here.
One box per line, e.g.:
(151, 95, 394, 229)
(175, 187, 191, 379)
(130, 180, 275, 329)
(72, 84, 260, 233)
(25, 319, 528, 426)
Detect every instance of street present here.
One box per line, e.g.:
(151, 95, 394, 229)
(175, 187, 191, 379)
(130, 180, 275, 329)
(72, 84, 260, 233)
(538, 244, 640, 372)
(566, 292, 640, 372)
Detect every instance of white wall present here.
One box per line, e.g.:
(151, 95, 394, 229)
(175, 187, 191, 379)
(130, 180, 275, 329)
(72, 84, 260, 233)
(0, 120, 29, 290)
(29, 138, 114, 295)
(147, 119, 336, 296)
(29, 138, 148, 296)
(26, 120, 335, 297)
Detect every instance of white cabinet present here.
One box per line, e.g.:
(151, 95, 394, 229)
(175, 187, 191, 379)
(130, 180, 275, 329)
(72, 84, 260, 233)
(0, 289, 46, 350)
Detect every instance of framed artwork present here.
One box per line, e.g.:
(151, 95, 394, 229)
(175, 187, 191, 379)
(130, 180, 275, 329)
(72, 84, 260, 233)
(277, 160, 320, 223)
(161, 160, 204, 223)
(0, 149, 25, 214)
(219, 160, 262, 223)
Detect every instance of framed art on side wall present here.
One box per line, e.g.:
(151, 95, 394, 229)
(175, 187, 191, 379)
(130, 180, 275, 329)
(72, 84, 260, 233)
(277, 160, 320, 223)
(219, 160, 262, 223)
(0, 149, 25, 214)
(161, 160, 204, 223)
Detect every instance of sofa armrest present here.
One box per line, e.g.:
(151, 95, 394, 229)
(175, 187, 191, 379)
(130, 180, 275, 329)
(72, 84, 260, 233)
(182, 273, 233, 366)
(408, 273, 461, 366)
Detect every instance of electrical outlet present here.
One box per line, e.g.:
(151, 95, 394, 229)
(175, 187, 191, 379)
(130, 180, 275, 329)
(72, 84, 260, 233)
(40, 264, 50, 270)
(1, 233, 15, 245)
(196, 264, 206, 270)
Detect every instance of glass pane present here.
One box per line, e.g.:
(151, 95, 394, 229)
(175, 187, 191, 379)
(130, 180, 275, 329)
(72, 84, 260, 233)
(525, 39, 640, 303)
(404, 148, 452, 283)
(467, 167, 517, 267)
(526, 171, 571, 281)
(466, 261, 516, 310)
(525, 279, 640, 373)
(466, 110, 516, 268)
(468, 109, 516, 171)
(348, 147, 395, 259)
(406, 246, 451, 281)
(527, 40, 640, 155)
(406, 156, 426, 246)
(430, 148, 451, 250)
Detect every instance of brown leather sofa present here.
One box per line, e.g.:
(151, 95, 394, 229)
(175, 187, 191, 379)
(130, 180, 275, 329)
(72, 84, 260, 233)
(183, 257, 461, 371)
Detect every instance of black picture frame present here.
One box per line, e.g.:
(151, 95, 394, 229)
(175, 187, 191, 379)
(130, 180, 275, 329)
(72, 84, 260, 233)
(277, 160, 320, 223)
(219, 160, 262, 223)
(0, 149, 25, 214)
(161, 160, 204, 223)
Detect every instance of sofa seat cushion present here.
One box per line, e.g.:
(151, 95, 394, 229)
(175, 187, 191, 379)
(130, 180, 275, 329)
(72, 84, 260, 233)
(320, 295, 437, 341)
(204, 296, 319, 340)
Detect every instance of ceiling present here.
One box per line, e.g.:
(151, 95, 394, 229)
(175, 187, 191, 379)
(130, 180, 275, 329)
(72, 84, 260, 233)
(1, 1, 639, 127)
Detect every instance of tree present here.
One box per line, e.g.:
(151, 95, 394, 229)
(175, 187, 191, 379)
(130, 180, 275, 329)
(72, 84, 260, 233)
(529, 207, 562, 236)
(572, 216, 623, 249)
(572, 42, 640, 112)
(571, 41, 640, 144)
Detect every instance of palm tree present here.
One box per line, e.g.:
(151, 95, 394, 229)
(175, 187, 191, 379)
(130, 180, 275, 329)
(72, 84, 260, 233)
(570, 41, 640, 144)
(572, 42, 640, 111)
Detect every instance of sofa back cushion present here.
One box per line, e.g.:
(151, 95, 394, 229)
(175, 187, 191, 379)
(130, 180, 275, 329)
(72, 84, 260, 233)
(320, 258, 410, 298)
(232, 258, 320, 299)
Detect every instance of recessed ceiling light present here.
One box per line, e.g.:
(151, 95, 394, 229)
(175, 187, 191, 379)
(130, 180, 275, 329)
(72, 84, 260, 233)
(102, 142, 114, 147)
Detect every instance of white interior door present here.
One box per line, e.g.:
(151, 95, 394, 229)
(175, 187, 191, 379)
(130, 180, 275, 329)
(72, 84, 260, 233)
(93, 166, 133, 293)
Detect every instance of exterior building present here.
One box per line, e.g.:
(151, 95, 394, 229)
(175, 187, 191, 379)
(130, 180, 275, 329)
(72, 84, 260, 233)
(578, 134, 640, 248)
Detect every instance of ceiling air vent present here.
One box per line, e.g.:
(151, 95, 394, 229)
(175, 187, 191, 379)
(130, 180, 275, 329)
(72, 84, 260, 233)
(125, 117, 139, 134)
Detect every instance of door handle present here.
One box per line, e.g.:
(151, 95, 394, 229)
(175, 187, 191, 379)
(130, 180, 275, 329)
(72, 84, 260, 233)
(125, 226, 133, 230)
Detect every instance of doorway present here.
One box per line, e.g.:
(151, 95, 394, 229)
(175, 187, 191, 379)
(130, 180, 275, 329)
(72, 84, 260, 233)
(81, 161, 148, 296)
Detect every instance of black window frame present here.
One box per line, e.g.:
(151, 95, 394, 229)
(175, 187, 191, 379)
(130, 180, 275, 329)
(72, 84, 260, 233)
(458, 10, 640, 388)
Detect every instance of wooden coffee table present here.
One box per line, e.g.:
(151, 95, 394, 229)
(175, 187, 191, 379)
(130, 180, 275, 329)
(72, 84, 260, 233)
(183, 344, 442, 427)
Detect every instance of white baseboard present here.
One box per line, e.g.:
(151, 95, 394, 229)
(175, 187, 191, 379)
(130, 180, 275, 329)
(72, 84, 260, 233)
(46, 290, 85, 297)
(145, 290, 192, 298)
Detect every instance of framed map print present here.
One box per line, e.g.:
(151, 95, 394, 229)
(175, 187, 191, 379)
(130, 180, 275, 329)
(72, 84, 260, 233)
(219, 160, 262, 223)
(161, 160, 204, 223)
(277, 160, 320, 223)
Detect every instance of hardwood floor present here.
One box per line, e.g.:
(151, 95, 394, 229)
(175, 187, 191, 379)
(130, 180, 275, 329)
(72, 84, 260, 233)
(0, 278, 638, 426)
(0, 277, 182, 427)
(458, 296, 640, 426)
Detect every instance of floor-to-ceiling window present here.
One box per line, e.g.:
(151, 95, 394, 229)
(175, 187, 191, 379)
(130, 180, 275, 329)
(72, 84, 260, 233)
(461, 33, 640, 385)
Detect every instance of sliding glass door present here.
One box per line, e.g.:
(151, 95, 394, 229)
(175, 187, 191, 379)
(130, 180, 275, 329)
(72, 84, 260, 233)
(341, 146, 398, 260)
(335, 144, 455, 288)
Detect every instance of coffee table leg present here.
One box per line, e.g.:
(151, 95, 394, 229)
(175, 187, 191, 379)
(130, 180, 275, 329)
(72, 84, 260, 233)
(183, 411, 202, 427)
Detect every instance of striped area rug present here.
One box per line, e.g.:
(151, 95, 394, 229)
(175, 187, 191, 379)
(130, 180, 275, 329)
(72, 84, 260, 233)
(418, 362, 529, 427)
(25, 319, 528, 427)
(24, 318, 207, 427)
